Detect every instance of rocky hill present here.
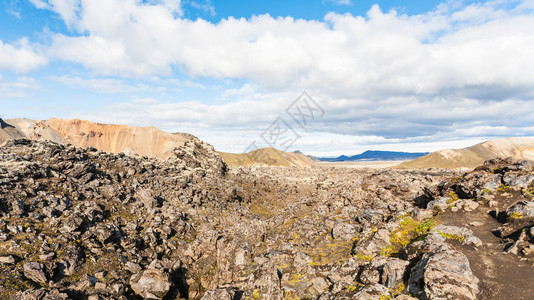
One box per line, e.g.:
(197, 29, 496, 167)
(0, 118, 312, 167)
(219, 147, 315, 168)
(0, 118, 196, 159)
(394, 137, 534, 169)
(0, 139, 533, 299)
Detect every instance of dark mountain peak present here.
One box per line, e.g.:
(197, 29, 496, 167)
(319, 150, 429, 162)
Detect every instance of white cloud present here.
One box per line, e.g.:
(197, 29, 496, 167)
(0, 76, 40, 98)
(22, 0, 534, 153)
(49, 75, 150, 94)
(38, 0, 534, 100)
(324, 0, 352, 6)
(29, 0, 81, 28)
(0, 39, 47, 73)
(188, 0, 215, 16)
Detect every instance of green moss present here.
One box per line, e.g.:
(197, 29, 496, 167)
(497, 184, 510, 192)
(384, 217, 436, 257)
(435, 231, 465, 242)
(391, 283, 405, 296)
(482, 188, 494, 194)
(509, 211, 523, 219)
(355, 253, 373, 261)
(447, 191, 459, 204)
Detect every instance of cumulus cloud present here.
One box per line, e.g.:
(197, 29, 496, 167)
(37, 0, 534, 99)
(24, 0, 534, 153)
(0, 39, 47, 73)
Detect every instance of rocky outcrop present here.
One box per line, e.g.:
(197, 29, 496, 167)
(130, 269, 172, 299)
(23, 262, 48, 284)
(0, 140, 533, 299)
(408, 248, 479, 299)
(0, 118, 196, 158)
(0, 118, 314, 167)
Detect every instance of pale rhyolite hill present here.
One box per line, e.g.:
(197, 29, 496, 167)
(0, 118, 314, 167)
(43, 118, 195, 158)
(394, 137, 534, 169)
(219, 147, 315, 168)
(0, 118, 194, 159)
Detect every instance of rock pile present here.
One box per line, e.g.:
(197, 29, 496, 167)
(0, 140, 533, 299)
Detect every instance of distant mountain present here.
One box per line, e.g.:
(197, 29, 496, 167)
(319, 150, 429, 162)
(219, 148, 315, 168)
(394, 137, 534, 169)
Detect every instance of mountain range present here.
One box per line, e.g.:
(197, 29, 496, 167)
(0, 118, 314, 167)
(318, 150, 429, 162)
(3, 117, 534, 170)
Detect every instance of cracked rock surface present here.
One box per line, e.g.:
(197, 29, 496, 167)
(0, 140, 533, 299)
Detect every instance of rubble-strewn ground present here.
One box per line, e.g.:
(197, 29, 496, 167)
(0, 139, 533, 299)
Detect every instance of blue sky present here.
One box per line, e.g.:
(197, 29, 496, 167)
(1, 0, 534, 156)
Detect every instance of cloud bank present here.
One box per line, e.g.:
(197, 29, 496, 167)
(5, 0, 534, 154)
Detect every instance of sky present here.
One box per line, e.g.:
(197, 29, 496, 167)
(1, 0, 534, 157)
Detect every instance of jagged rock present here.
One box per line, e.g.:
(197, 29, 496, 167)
(408, 248, 479, 299)
(94, 282, 107, 291)
(505, 200, 534, 219)
(426, 196, 449, 211)
(173, 140, 228, 176)
(10, 199, 25, 216)
(358, 256, 387, 284)
(242, 261, 283, 300)
(353, 283, 391, 299)
(505, 230, 529, 255)
(402, 231, 450, 261)
(60, 214, 84, 233)
(130, 269, 172, 299)
(483, 174, 503, 191)
(200, 287, 239, 300)
(23, 261, 48, 284)
(454, 199, 480, 212)
(39, 252, 55, 261)
(431, 225, 482, 246)
(112, 283, 125, 295)
(353, 228, 391, 257)
(411, 208, 433, 221)
(18, 288, 68, 300)
(355, 209, 384, 225)
(1, 139, 532, 299)
(503, 173, 534, 188)
(310, 277, 330, 295)
(396, 296, 418, 300)
(0, 255, 15, 264)
(73, 274, 97, 290)
(332, 222, 356, 241)
(293, 252, 311, 273)
(135, 188, 160, 209)
(125, 261, 142, 274)
(381, 258, 410, 289)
